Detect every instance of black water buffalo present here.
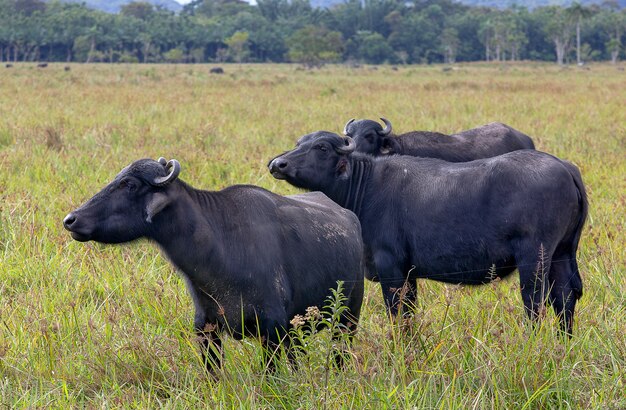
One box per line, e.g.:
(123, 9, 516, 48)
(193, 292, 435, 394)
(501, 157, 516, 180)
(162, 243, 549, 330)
(269, 132, 587, 335)
(63, 158, 364, 373)
(343, 118, 535, 161)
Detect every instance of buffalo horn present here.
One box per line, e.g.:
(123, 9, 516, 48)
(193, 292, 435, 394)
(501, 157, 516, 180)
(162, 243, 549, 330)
(343, 118, 355, 136)
(380, 117, 392, 135)
(335, 136, 356, 154)
(153, 159, 180, 186)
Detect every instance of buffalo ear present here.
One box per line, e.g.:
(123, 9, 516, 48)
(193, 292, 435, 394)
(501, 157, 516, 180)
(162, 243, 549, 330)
(380, 137, 397, 155)
(336, 158, 351, 179)
(146, 192, 170, 223)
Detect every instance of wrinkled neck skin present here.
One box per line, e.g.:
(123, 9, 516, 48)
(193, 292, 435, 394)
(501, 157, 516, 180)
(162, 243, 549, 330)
(147, 182, 219, 285)
(327, 156, 372, 218)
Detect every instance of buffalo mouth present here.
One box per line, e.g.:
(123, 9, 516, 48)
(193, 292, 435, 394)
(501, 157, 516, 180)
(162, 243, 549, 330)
(63, 215, 92, 242)
(271, 170, 287, 180)
(69, 230, 91, 242)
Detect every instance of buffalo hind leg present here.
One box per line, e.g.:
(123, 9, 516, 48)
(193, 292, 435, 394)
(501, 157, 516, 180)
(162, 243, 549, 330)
(517, 244, 552, 329)
(548, 256, 582, 336)
(260, 318, 288, 373)
(332, 312, 359, 368)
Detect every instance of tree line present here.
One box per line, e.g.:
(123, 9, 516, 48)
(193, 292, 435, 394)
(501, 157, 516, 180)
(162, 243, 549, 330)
(0, 0, 624, 65)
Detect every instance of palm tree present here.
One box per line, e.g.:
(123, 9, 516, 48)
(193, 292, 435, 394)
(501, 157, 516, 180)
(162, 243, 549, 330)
(567, 2, 593, 65)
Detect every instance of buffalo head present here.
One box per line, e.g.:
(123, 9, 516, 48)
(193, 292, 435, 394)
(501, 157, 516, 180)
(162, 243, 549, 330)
(63, 158, 180, 243)
(268, 131, 356, 191)
(343, 117, 400, 155)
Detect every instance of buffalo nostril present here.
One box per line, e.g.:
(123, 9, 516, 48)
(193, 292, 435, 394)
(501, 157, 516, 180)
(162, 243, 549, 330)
(269, 159, 288, 172)
(63, 213, 76, 229)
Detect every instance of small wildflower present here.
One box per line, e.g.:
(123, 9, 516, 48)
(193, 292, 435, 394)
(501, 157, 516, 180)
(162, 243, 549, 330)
(305, 306, 321, 321)
(290, 314, 305, 328)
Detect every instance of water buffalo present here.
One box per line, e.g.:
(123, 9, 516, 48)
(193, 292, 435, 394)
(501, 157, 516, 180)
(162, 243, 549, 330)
(63, 158, 364, 373)
(269, 132, 587, 335)
(343, 118, 535, 161)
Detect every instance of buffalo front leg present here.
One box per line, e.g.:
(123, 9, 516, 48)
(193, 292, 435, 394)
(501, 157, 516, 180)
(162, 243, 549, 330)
(375, 251, 412, 317)
(194, 314, 222, 376)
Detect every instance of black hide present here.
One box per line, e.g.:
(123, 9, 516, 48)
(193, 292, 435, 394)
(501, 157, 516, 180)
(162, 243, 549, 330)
(344, 118, 535, 161)
(64, 158, 365, 373)
(269, 132, 587, 335)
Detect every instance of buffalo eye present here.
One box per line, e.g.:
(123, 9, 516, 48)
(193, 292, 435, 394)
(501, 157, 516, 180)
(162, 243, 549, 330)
(316, 144, 328, 152)
(119, 178, 137, 193)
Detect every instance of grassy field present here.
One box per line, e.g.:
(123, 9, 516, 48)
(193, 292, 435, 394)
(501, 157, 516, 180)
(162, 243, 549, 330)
(0, 62, 624, 409)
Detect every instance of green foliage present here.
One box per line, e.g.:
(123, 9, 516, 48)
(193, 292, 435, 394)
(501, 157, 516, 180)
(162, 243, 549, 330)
(72, 35, 92, 62)
(0, 0, 624, 64)
(348, 31, 396, 64)
(163, 46, 184, 62)
(118, 51, 139, 62)
(120, 1, 154, 20)
(224, 30, 250, 63)
(288, 281, 353, 378)
(287, 25, 343, 67)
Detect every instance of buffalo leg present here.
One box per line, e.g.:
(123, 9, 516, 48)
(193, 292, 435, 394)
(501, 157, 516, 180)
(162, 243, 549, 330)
(517, 245, 552, 326)
(548, 256, 582, 336)
(402, 278, 418, 314)
(260, 318, 287, 373)
(194, 315, 222, 375)
(333, 313, 359, 368)
(374, 251, 408, 316)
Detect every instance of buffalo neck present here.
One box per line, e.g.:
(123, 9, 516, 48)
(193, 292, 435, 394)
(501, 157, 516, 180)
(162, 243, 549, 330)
(330, 155, 372, 217)
(148, 181, 222, 280)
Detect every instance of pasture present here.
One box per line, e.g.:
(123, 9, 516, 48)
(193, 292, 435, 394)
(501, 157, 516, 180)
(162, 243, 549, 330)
(0, 63, 624, 408)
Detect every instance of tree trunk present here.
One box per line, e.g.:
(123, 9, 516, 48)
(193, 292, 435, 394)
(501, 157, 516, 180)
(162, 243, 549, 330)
(85, 37, 96, 63)
(485, 40, 490, 61)
(143, 42, 151, 63)
(554, 38, 566, 65)
(611, 50, 618, 64)
(67, 46, 72, 62)
(576, 19, 581, 65)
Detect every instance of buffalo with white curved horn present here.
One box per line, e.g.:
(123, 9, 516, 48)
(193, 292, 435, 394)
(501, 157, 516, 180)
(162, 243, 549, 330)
(64, 158, 365, 374)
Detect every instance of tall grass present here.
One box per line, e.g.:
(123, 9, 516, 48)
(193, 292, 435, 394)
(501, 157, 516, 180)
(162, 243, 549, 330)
(1, 62, 624, 408)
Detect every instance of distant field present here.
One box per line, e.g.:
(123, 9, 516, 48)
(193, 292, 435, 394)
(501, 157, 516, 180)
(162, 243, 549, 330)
(0, 62, 624, 408)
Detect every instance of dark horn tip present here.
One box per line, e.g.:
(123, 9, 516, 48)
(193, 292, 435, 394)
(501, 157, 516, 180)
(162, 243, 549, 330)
(380, 117, 392, 135)
(343, 118, 356, 136)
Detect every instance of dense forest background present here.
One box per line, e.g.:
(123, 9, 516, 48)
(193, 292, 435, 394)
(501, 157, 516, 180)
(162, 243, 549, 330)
(0, 0, 624, 65)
